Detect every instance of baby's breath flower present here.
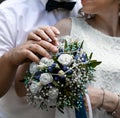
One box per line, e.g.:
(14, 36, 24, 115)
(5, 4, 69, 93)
(48, 88, 59, 99)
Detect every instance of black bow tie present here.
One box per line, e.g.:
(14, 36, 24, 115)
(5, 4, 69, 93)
(46, 0, 76, 12)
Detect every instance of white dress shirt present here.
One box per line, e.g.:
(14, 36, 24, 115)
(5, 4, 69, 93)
(0, 0, 81, 118)
(0, 0, 81, 56)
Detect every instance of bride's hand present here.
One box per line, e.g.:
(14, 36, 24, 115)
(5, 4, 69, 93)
(84, 86, 104, 111)
(28, 26, 60, 46)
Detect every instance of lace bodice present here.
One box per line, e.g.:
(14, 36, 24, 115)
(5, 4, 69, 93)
(70, 17, 120, 94)
(55, 17, 120, 118)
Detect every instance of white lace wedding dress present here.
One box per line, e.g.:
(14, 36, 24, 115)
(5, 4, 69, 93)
(0, 17, 120, 118)
(55, 17, 120, 118)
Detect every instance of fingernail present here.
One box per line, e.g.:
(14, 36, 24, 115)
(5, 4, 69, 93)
(38, 37, 42, 41)
(54, 37, 58, 41)
(56, 30, 60, 34)
(56, 42, 59, 46)
(47, 54, 51, 58)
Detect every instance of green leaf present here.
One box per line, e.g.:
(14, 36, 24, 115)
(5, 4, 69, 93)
(89, 60, 102, 68)
(64, 40, 68, 49)
(89, 52, 93, 60)
(52, 81, 59, 87)
(80, 40, 84, 48)
(52, 55, 57, 61)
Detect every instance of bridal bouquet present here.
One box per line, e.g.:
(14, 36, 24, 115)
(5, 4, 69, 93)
(24, 37, 101, 113)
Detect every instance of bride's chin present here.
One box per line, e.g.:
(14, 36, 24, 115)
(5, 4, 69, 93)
(82, 7, 94, 14)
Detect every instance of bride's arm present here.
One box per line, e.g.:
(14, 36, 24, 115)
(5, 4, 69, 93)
(102, 89, 120, 118)
(86, 86, 120, 118)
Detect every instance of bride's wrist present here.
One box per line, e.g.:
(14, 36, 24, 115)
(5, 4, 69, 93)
(98, 88, 105, 108)
(101, 90, 118, 112)
(110, 94, 120, 118)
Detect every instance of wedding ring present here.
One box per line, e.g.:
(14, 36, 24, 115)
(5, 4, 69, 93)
(29, 45, 32, 49)
(47, 38, 52, 42)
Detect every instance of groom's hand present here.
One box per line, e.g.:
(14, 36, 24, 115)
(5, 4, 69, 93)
(28, 26, 60, 46)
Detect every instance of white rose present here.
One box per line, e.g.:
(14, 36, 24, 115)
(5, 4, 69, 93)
(37, 62, 47, 69)
(40, 57, 54, 67)
(30, 81, 42, 94)
(48, 88, 59, 99)
(29, 62, 38, 74)
(58, 54, 73, 66)
(40, 73, 53, 85)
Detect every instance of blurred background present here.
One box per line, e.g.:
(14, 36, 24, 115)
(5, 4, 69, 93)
(0, 0, 4, 4)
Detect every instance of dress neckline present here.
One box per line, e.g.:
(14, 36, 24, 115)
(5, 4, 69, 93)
(79, 18, 120, 40)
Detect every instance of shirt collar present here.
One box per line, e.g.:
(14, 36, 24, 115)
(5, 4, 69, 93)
(40, 0, 48, 7)
(40, 0, 77, 7)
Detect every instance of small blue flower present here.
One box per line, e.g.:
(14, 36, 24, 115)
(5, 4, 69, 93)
(81, 53, 87, 62)
(63, 65, 68, 71)
(34, 71, 41, 81)
(78, 47, 81, 51)
(48, 66, 53, 72)
(48, 83, 52, 87)
(74, 54, 79, 60)
(54, 76, 59, 81)
(59, 48, 64, 52)
(61, 75, 65, 80)
(34, 75, 40, 81)
(51, 63, 56, 68)
(56, 53, 61, 58)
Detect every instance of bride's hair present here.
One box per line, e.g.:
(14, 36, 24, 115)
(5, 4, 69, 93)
(118, 0, 120, 16)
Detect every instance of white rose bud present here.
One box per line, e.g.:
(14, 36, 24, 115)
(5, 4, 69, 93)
(40, 57, 54, 67)
(40, 73, 53, 85)
(48, 88, 59, 99)
(58, 70, 65, 76)
(29, 62, 38, 74)
(58, 54, 73, 66)
(30, 81, 42, 94)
